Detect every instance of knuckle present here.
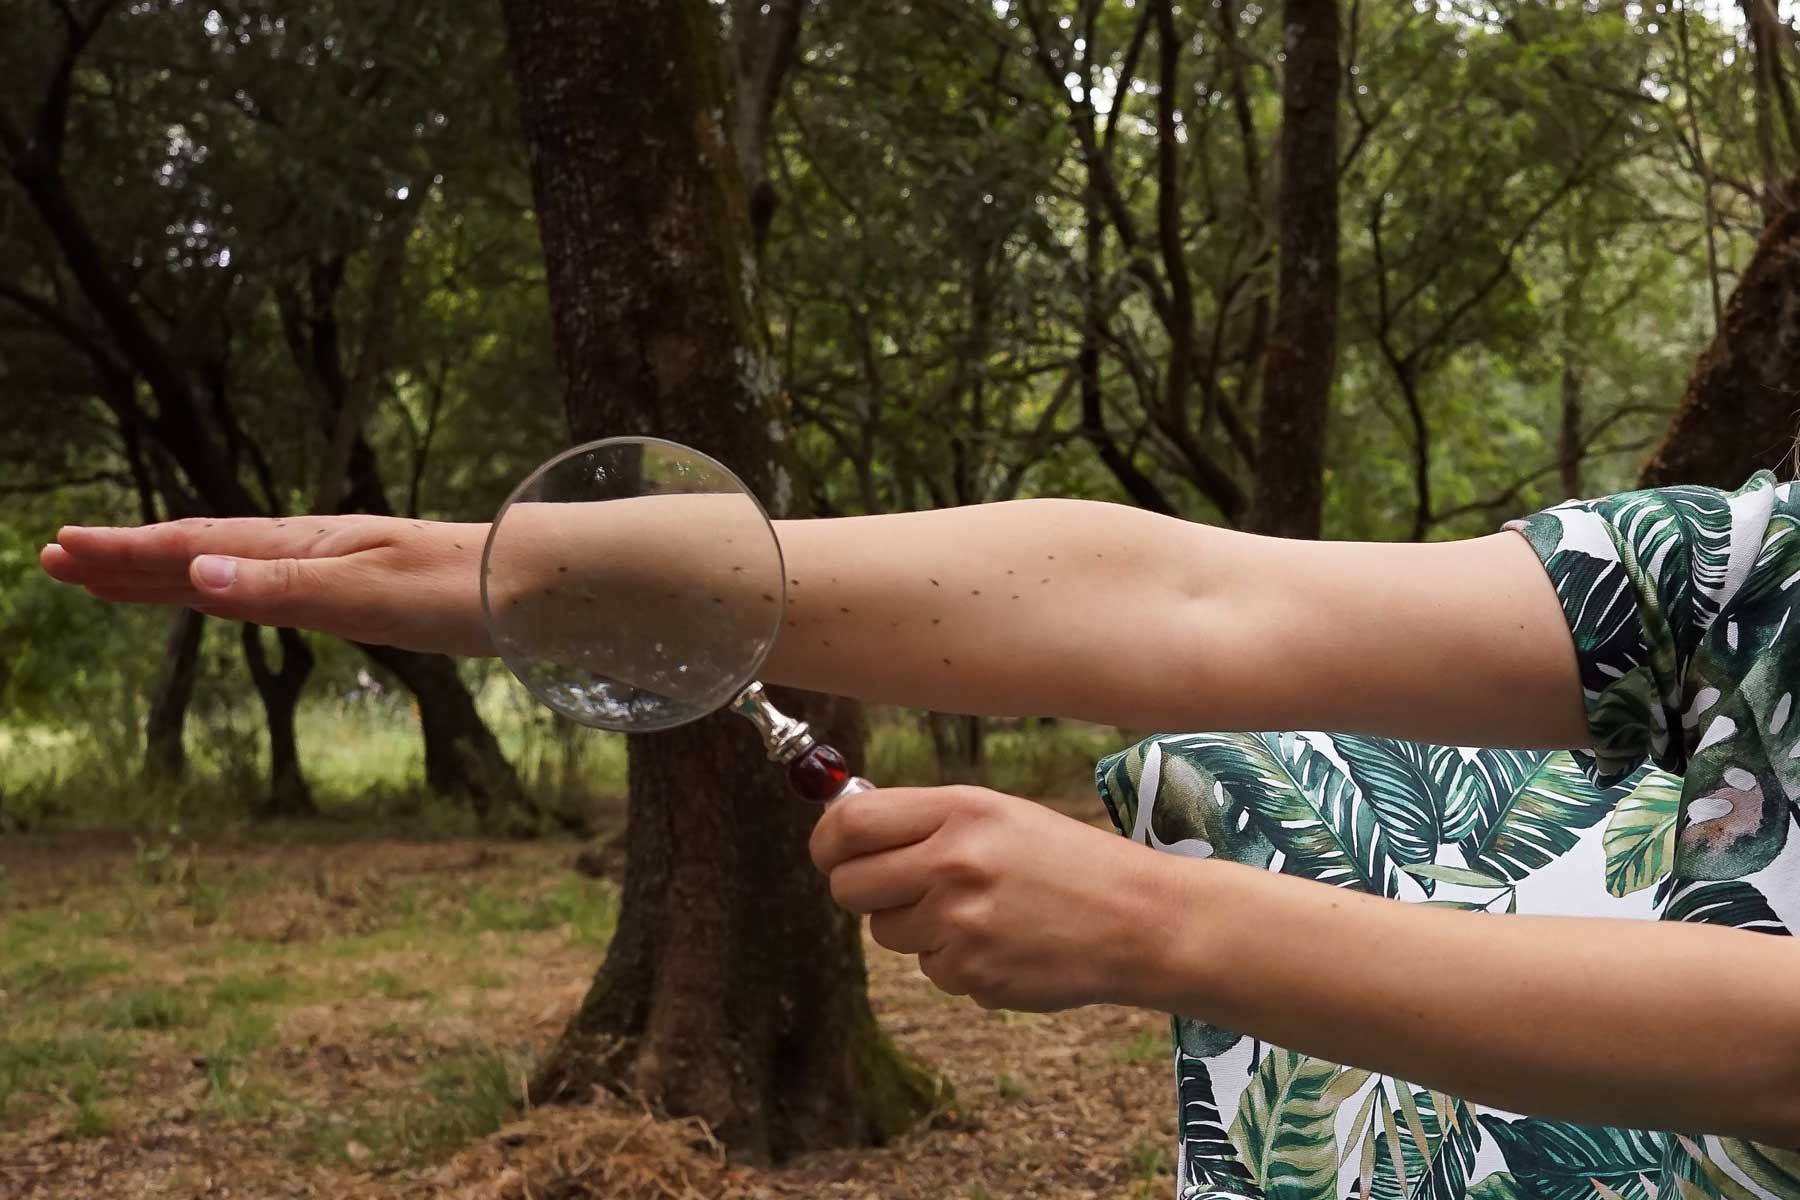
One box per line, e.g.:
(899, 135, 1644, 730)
(938, 830, 997, 886)
(943, 895, 994, 940)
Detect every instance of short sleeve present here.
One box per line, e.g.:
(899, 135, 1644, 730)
(1504, 473, 1778, 786)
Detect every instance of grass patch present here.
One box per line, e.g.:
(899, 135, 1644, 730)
(360, 969, 432, 1002)
(1126, 1134, 1171, 1198)
(460, 877, 615, 944)
(0, 1032, 131, 1119)
(302, 1047, 525, 1166)
(100, 985, 205, 1031)
(207, 970, 296, 1010)
(1115, 1029, 1167, 1065)
(1, 952, 130, 1000)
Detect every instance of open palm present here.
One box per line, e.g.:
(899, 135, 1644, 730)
(40, 516, 494, 658)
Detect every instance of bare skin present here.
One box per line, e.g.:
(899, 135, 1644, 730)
(39, 503, 1800, 1143)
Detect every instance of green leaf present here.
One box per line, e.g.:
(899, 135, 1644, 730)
(1603, 486, 1735, 657)
(1602, 772, 1682, 897)
(1176, 1051, 1260, 1196)
(1358, 1104, 1383, 1200)
(1397, 1088, 1434, 1181)
(1342, 1083, 1383, 1168)
(1661, 878, 1790, 933)
(1479, 1116, 1659, 1200)
(1336, 738, 1468, 873)
(1382, 1092, 1410, 1200)
(1404, 863, 1511, 889)
(1721, 1138, 1800, 1197)
(1157, 732, 1397, 895)
(1371, 1089, 1481, 1200)
(1321, 1067, 1375, 1112)
(1466, 1172, 1526, 1200)
(1456, 750, 1625, 882)
(1228, 1049, 1342, 1200)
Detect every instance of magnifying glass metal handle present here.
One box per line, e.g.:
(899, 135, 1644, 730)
(730, 683, 876, 804)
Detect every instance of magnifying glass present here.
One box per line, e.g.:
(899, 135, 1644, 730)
(479, 437, 871, 804)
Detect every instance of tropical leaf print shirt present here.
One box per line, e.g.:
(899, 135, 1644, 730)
(1095, 472, 1800, 1200)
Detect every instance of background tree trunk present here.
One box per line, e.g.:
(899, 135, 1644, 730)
(927, 711, 985, 785)
(500, 0, 936, 1160)
(1639, 168, 1800, 489)
(143, 607, 205, 781)
(241, 624, 315, 819)
(358, 642, 528, 824)
(1249, 0, 1341, 538)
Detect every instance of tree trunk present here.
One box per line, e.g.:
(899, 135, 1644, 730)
(1248, 0, 1341, 538)
(1559, 357, 1584, 500)
(241, 624, 315, 818)
(927, 711, 985, 785)
(1639, 171, 1800, 489)
(357, 641, 529, 825)
(143, 608, 205, 781)
(501, 0, 936, 1160)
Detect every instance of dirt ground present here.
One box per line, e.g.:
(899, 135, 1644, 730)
(0, 819, 1177, 1200)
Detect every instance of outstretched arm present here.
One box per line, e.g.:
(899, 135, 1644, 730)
(41, 500, 1587, 748)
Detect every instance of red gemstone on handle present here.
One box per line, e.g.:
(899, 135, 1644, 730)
(787, 743, 851, 803)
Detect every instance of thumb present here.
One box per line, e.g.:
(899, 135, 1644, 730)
(190, 554, 349, 634)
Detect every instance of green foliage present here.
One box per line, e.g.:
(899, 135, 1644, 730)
(0, 0, 1771, 821)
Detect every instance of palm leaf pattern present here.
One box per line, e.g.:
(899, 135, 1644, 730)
(1336, 738, 1469, 891)
(1146, 732, 1397, 895)
(1453, 750, 1628, 882)
(1601, 770, 1681, 896)
(1227, 1049, 1341, 1200)
(1478, 1118, 1662, 1200)
(1368, 1089, 1481, 1200)
(1177, 1049, 1261, 1198)
(1093, 474, 1800, 1199)
(1657, 877, 1789, 934)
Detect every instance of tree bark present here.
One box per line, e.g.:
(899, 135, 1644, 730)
(357, 641, 526, 822)
(500, 0, 936, 1160)
(143, 608, 205, 781)
(1249, 0, 1341, 538)
(927, 711, 985, 785)
(241, 624, 315, 819)
(1639, 170, 1800, 489)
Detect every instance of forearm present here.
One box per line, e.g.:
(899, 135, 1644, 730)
(765, 499, 1202, 725)
(761, 500, 1585, 748)
(1135, 855, 1800, 1142)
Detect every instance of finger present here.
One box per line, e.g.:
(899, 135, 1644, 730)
(178, 554, 359, 633)
(809, 787, 962, 874)
(917, 948, 969, 997)
(43, 544, 198, 595)
(867, 903, 941, 956)
(829, 841, 937, 913)
(55, 517, 375, 573)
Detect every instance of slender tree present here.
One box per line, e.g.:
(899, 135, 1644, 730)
(1249, 0, 1341, 537)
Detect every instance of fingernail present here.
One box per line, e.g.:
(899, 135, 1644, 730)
(194, 555, 237, 589)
